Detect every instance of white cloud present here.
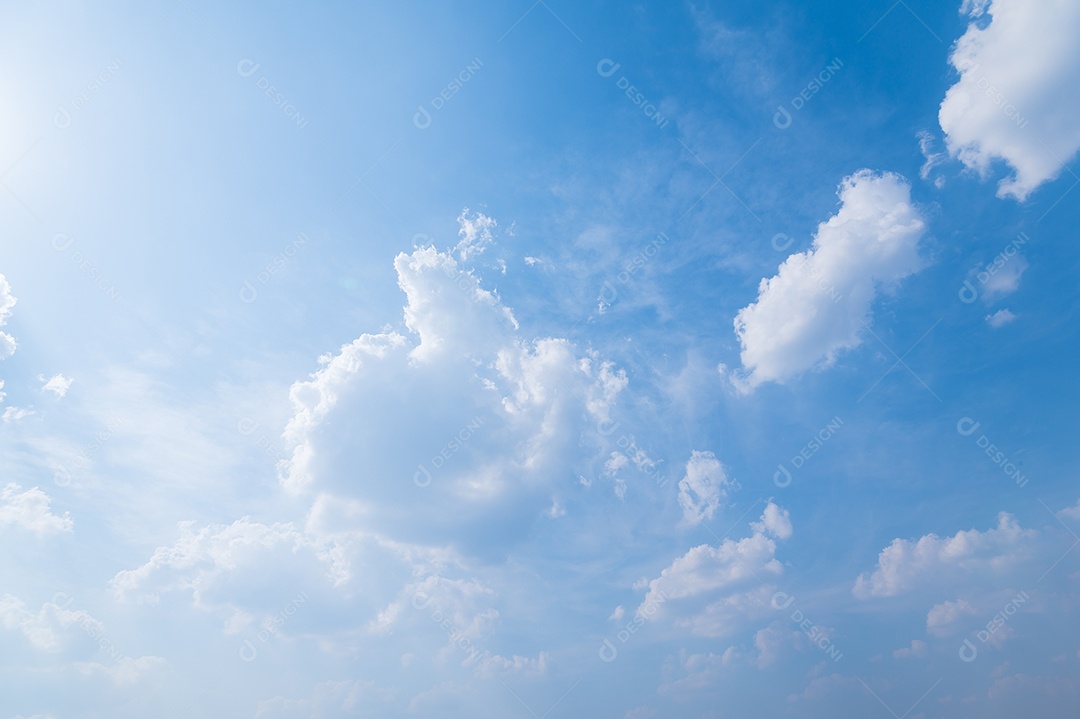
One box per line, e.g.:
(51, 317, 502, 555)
(75, 655, 166, 685)
(276, 245, 626, 558)
(2, 406, 32, 424)
(454, 208, 497, 261)
(979, 255, 1028, 301)
(110, 517, 347, 608)
(607, 468, 625, 496)
(938, 0, 1080, 200)
(0, 274, 16, 361)
(917, 130, 948, 188)
(0, 594, 100, 651)
(602, 438, 660, 500)
(39, 374, 73, 398)
(636, 501, 791, 637)
(986, 308, 1017, 327)
(853, 512, 1036, 598)
(0, 483, 73, 535)
(733, 170, 926, 390)
(893, 639, 927, 658)
(754, 623, 797, 668)
(677, 450, 738, 526)
(368, 574, 498, 654)
(1058, 499, 1080, 521)
(604, 452, 629, 475)
(472, 651, 549, 678)
(658, 648, 741, 694)
(927, 598, 978, 636)
(753, 502, 793, 540)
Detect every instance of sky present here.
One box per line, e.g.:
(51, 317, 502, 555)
(0, 0, 1078, 716)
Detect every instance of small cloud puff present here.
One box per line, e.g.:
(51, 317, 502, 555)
(39, 373, 74, 398)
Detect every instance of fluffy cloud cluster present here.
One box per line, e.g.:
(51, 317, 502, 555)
(637, 501, 792, 637)
(939, 0, 1080, 199)
(733, 170, 926, 390)
(0, 483, 73, 535)
(852, 512, 1036, 598)
(276, 244, 626, 556)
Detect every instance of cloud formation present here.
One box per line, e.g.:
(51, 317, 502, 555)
(39, 374, 74, 398)
(734, 170, 926, 389)
(276, 243, 626, 557)
(852, 512, 1035, 598)
(939, 0, 1080, 199)
(637, 501, 791, 637)
(677, 450, 737, 526)
(0, 274, 16, 361)
(0, 483, 73, 535)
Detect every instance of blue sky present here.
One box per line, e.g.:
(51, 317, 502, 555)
(1, 0, 1079, 716)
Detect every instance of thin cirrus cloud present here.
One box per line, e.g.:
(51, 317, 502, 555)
(733, 170, 927, 390)
(939, 0, 1080, 200)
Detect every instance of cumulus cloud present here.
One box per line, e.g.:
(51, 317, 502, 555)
(0, 594, 100, 651)
(636, 501, 792, 637)
(939, 0, 1080, 200)
(369, 575, 498, 648)
(39, 373, 73, 398)
(927, 597, 979, 636)
(602, 437, 661, 500)
(110, 517, 348, 608)
(114, 238, 629, 672)
(733, 170, 926, 390)
(986, 308, 1017, 327)
(853, 512, 1036, 598)
(677, 450, 738, 526)
(753, 502, 793, 540)
(893, 639, 927, 658)
(1058, 499, 1080, 521)
(276, 243, 626, 557)
(0, 274, 16, 361)
(978, 255, 1028, 301)
(0, 483, 73, 535)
